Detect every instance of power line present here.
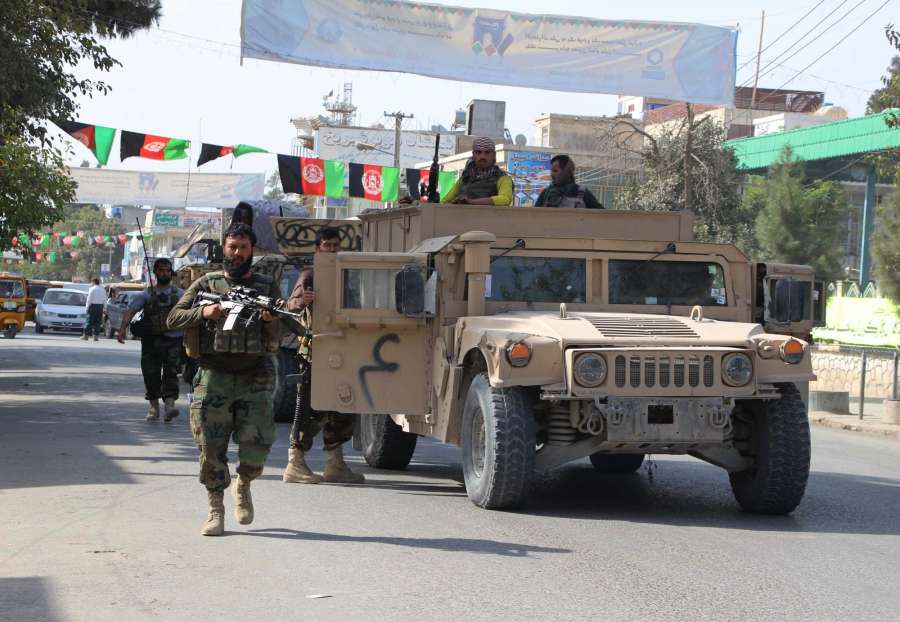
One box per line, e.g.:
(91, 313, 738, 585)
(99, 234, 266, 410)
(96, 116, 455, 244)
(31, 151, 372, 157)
(755, 0, 893, 107)
(743, 0, 867, 88)
(736, 1, 826, 71)
(738, 0, 853, 87)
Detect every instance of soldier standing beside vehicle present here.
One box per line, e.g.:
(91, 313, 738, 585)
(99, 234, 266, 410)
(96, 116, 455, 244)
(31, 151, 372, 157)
(167, 222, 282, 537)
(82, 277, 106, 341)
(282, 226, 366, 486)
(119, 259, 184, 422)
(441, 137, 514, 206)
(535, 154, 604, 209)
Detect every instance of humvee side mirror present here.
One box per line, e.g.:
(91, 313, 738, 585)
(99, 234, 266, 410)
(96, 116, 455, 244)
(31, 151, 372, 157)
(395, 264, 425, 316)
(772, 279, 806, 323)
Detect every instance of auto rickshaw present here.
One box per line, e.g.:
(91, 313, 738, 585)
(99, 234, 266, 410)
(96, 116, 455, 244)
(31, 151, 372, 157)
(24, 279, 59, 323)
(0, 272, 27, 338)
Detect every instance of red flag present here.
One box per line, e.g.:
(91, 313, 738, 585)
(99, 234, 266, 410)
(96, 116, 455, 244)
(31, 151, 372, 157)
(300, 157, 326, 195)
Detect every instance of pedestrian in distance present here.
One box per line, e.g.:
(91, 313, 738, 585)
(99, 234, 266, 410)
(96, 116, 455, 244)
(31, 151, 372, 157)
(167, 221, 283, 537)
(119, 258, 184, 422)
(82, 277, 105, 341)
(534, 154, 604, 209)
(282, 226, 366, 485)
(441, 137, 515, 206)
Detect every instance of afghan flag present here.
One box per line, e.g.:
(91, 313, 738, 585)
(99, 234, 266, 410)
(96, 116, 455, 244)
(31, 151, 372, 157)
(56, 121, 115, 165)
(405, 169, 457, 201)
(277, 155, 345, 198)
(197, 143, 268, 166)
(120, 130, 190, 161)
(349, 163, 399, 202)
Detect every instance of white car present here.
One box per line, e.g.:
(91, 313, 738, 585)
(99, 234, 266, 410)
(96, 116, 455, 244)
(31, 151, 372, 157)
(35, 288, 88, 333)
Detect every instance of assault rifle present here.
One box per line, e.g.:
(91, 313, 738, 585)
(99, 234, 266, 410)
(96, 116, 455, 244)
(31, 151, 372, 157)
(196, 285, 305, 331)
(426, 133, 441, 203)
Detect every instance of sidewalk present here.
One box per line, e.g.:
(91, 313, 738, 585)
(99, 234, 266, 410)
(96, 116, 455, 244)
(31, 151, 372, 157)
(810, 402, 900, 439)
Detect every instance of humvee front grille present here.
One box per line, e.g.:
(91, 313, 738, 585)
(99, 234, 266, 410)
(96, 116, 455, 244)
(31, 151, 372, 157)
(579, 316, 699, 339)
(605, 353, 719, 391)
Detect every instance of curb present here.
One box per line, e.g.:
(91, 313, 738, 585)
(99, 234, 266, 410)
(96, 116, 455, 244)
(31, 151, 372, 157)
(809, 413, 900, 440)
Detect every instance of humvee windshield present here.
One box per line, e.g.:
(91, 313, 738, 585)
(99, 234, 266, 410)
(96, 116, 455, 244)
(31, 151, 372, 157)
(487, 257, 586, 303)
(609, 260, 727, 306)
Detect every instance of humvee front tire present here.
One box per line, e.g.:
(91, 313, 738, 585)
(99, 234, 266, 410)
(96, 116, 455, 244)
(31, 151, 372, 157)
(461, 373, 535, 510)
(589, 453, 644, 473)
(362, 415, 418, 469)
(729, 383, 810, 515)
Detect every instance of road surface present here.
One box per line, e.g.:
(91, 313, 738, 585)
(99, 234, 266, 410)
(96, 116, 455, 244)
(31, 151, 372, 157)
(1, 329, 898, 621)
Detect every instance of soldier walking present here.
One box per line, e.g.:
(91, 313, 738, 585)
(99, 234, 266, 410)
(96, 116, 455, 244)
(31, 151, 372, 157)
(282, 227, 366, 485)
(118, 258, 184, 421)
(167, 222, 282, 536)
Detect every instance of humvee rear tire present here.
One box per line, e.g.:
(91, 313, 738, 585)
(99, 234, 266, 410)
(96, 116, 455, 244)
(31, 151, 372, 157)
(589, 453, 644, 473)
(362, 415, 418, 469)
(729, 383, 810, 515)
(461, 373, 534, 510)
(272, 349, 299, 423)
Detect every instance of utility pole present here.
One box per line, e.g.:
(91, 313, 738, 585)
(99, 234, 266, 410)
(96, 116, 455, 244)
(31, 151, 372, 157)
(750, 10, 766, 113)
(683, 102, 694, 211)
(384, 111, 413, 170)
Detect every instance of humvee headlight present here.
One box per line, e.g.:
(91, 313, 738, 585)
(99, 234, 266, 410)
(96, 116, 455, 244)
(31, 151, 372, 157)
(505, 341, 532, 367)
(573, 353, 607, 388)
(722, 353, 753, 387)
(779, 338, 805, 365)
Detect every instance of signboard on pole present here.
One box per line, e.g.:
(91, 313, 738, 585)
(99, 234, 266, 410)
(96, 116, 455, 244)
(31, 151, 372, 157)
(68, 168, 265, 208)
(316, 127, 456, 168)
(507, 151, 551, 206)
(241, 0, 736, 105)
(100, 263, 111, 279)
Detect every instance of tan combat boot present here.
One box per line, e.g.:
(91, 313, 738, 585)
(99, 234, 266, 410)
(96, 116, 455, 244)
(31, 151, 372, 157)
(231, 476, 254, 525)
(323, 445, 366, 484)
(80, 334, 89, 341)
(283, 447, 323, 484)
(163, 398, 179, 422)
(201, 490, 225, 536)
(146, 399, 160, 421)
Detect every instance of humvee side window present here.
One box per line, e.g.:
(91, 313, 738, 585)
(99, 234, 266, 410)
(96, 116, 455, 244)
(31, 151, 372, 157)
(342, 268, 398, 310)
(609, 260, 727, 306)
(487, 257, 586, 303)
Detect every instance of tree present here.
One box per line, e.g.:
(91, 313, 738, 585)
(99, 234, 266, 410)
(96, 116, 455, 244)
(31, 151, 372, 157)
(872, 187, 900, 300)
(612, 109, 755, 251)
(264, 171, 285, 201)
(0, 0, 161, 249)
(756, 147, 848, 281)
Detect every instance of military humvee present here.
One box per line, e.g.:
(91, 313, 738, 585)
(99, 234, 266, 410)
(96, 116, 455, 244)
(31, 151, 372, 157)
(278, 203, 820, 513)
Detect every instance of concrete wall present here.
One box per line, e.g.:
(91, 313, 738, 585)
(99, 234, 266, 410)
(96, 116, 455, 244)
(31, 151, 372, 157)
(811, 345, 898, 399)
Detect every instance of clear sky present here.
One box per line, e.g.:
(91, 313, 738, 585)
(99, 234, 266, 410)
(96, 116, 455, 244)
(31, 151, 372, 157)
(63, 0, 897, 178)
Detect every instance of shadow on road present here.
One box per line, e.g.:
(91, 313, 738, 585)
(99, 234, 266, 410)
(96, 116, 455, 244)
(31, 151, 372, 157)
(0, 577, 61, 622)
(243, 528, 571, 557)
(519, 460, 900, 537)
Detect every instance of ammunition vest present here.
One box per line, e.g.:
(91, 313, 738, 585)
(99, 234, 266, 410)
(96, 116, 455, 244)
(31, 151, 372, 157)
(144, 287, 179, 336)
(458, 174, 504, 200)
(553, 185, 587, 209)
(198, 271, 274, 356)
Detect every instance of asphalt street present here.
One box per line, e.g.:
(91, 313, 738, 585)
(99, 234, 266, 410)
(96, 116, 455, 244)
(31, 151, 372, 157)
(1, 329, 899, 621)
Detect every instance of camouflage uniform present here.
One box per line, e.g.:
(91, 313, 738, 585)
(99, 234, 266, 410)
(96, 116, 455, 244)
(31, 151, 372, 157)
(168, 270, 282, 492)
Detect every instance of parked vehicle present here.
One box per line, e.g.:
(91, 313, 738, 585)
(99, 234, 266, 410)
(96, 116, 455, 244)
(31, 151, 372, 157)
(0, 273, 27, 338)
(24, 279, 60, 323)
(103, 290, 143, 339)
(35, 288, 88, 333)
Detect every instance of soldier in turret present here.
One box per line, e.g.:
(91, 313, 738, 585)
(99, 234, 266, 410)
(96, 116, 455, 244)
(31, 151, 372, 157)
(441, 137, 514, 206)
(119, 257, 184, 422)
(167, 222, 282, 537)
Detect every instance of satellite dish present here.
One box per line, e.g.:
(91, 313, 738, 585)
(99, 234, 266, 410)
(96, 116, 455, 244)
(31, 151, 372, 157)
(514, 134, 527, 146)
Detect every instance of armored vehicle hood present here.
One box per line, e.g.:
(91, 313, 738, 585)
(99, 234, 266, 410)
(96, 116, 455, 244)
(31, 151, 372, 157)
(466, 310, 765, 348)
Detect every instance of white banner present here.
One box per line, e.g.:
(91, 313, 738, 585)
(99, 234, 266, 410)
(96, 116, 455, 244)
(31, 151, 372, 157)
(241, 0, 736, 105)
(316, 127, 456, 168)
(68, 168, 265, 208)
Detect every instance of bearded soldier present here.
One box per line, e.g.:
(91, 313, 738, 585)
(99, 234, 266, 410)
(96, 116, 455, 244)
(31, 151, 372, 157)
(119, 257, 184, 422)
(167, 222, 282, 537)
(441, 137, 514, 206)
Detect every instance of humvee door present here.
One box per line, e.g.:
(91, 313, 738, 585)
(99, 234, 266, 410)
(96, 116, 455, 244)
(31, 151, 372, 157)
(310, 250, 431, 415)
